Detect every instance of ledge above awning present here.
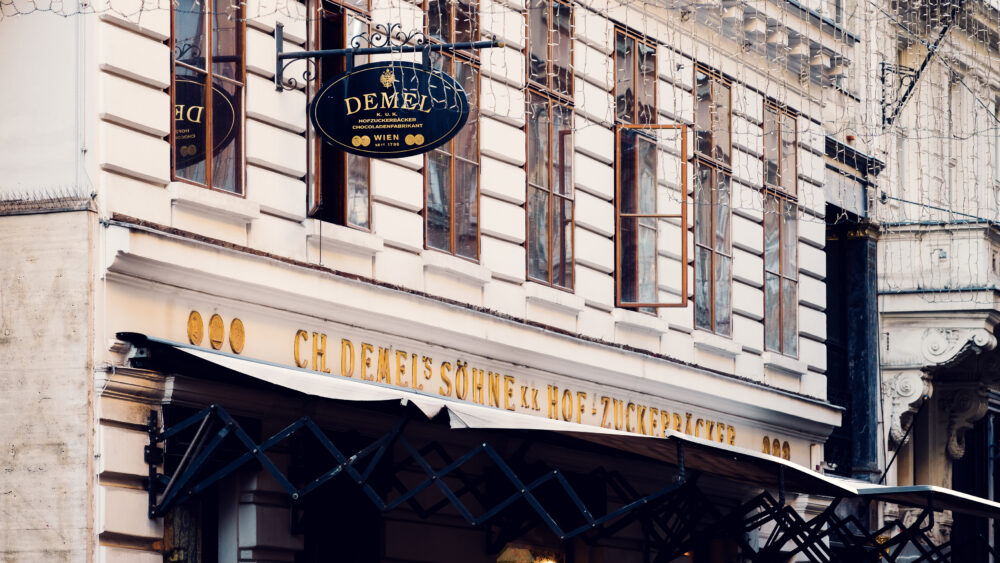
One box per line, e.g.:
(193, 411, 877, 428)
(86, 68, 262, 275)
(856, 485, 1000, 520)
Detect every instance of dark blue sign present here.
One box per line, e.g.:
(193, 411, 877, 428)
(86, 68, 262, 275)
(310, 61, 470, 159)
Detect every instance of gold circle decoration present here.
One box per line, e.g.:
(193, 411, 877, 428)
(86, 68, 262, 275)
(414, 134, 424, 145)
(187, 311, 204, 345)
(229, 318, 246, 355)
(404, 134, 415, 145)
(208, 314, 225, 350)
(351, 136, 362, 147)
(360, 135, 371, 147)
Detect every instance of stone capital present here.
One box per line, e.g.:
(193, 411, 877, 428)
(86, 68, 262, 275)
(938, 383, 990, 460)
(882, 369, 932, 450)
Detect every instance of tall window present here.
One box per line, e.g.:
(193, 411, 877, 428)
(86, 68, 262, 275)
(693, 68, 732, 335)
(525, 0, 573, 288)
(615, 30, 687, 310)
(309, 1, 371, 229)
(172, 0, 245, 193)
(425, 0, 480, 260)
(763, 104, 798, 355)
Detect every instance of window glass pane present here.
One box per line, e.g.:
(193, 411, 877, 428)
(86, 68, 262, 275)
(695, 72, 712, 156)
(527, 186, 550, 281)
(551, 1, 572, 96)
(621, 215, 638, 304)
(427, 0, 451, 42)
(527, 0, 548, 86)
(615, 33, 634, 123)
(764, 196, 779, 273)
(714, 82, 731, 165)
(212, 2, 240, 79)
(714, 255, 732, 336)
(454, 63, 479, 161)
(638, 220, 656, 303)
(347, 155, 369, 229)
(637, 42, 656, 125)
(553, 104, 573, 195)
(212, 79, 241, 192)
(620, 130, 638, 214)
(552, 196, 573, 288)
(455, 0, 477, 43)
(714, 171, 730, 253)
(764, 107, 780, 187)
(426, 149, 452, 251)
(695, 246, 712, 330)
(174, 0, 206, 68)
(638, 135, 656, 214)
(764, 272, 780, 351)
(781, 113, 797, 194)
(782, 279, 798, 354)
(456, 159, 479, 259)
(782, 200, 797, 275)
(174, 69, 208, 185)
(526, 95, 549, 190)
(694, 164, 711, 246)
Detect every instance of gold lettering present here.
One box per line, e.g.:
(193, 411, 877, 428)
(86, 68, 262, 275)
(488, 372, 500, 408)
(472, 368, 485, 404)
(695, 418, 704, 438)
(649, 408, 659, 437)
(411, 353, 418, 389)
(521, 386, 530, 409)
(439, 362, 452, 396)
(626, 403, 636, 433)
(294, 330, 308, 368)
(547, 386, 559, 420)
(773, 439, 781, 457)
(174, 105, 184, 121)
(340, 339, 354, 377)
(376, 347, 391, 383)
(717, 422, 726, 443)
(727, 425, 736, 445)
(673, 412, 682, 432)
(395, 349, 408, 387)
(401, 92, 418, 110)
(576, 392, 587, 424)
(637, 405, 648, 435)
(361, 343, 374, 380)
(363, 93, 377, 111)
(706, 421, 716, 441)
(600, 397, 611, 428)
(782, 442, 791, 460)
(380, 91, 399, 109)
(345, 97, 362, 115)
(684, 413, 693, 435)
(186, 106, 203, 124)
(561, 389, 573, 422)
(504, 376, 515, 411)
(455, 361, 469, 400)
(531, 388, 539, 411)
(660, 410, 670, 437)
(423, 356, 433, 387)
(762, 437, 771, 455)
(613, 400, 624, 431)
(312, 333, 331, 373)
(418, 94, 432, 113)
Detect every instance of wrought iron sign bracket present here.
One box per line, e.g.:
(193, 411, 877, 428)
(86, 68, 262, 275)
(274, 22, 503, 91)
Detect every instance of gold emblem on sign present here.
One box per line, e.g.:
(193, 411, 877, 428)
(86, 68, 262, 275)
(404, 134, 425, 146)
(187, 311, 204, 345)
(208, 314, 225, 350)
(352, 135, 362, 147)
(229, 318, 245, 354)
(379, 68, 395, 88)
(180, 144, 197, 157)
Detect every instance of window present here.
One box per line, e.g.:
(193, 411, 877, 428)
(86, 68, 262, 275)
(614, 30, 687, 310)
(763, 105, 798, 355)
(693, 68, 732, 335)
(425, 0, 480, 260)
(525, 0, 573, 288)
(309, 1, 371, 229)
(171, 0, 245, 193)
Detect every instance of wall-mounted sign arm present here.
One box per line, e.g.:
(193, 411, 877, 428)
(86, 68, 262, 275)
(274, 22, 503, 91)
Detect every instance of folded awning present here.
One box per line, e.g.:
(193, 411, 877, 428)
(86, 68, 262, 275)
(118, 333, 1000, 519)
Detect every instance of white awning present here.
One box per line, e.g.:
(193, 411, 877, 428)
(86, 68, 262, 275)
(122, 333, 1000, 518)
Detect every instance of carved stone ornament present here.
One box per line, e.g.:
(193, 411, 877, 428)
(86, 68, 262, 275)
(883, 370, 931, 449)
(939, 384, 990, 460)
(921, 327, 997, 366)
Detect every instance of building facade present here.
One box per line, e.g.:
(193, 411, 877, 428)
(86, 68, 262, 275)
(1, 0, 997, 559)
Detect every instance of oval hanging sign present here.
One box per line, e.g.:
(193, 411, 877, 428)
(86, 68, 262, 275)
(174, 78, 239, 169)
(310, 61, 470, 159)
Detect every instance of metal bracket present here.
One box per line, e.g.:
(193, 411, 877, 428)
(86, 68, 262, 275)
(274, 21, 503, 91)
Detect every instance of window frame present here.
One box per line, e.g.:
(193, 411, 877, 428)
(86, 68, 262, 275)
(308, 0, 372, 231)
(523, 0, 574, 290)
(170, 0, 247, 196)
(692, 65, 733, 336)
(423, 0, 482, 261)
(762, 102, 799, 357)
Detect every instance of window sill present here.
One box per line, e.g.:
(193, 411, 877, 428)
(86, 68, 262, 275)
(169, 182, 260, 224)
(613, 308, 666, 334)
(422, 251, 491, 286)
(692, 330, 742, 359)
(761, 351, 808, 377)
(306, 220, 384, 257)
(525, 282, 585, 315)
